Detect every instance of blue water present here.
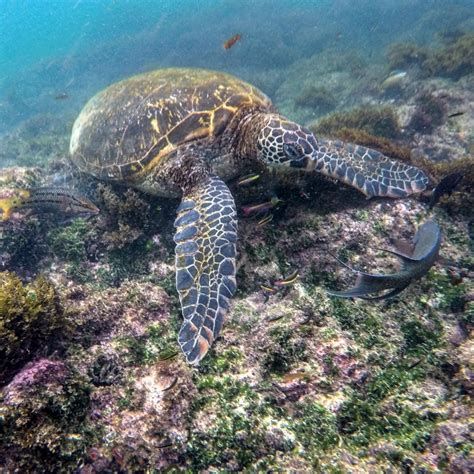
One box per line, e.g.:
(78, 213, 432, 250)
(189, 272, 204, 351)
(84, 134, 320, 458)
(0, 0, 473, 134)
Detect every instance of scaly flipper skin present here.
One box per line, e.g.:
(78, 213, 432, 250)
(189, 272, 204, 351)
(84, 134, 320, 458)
(174, 175, 237, 365)
(254, 115, 428, 198)
(312, 139, 429, 198)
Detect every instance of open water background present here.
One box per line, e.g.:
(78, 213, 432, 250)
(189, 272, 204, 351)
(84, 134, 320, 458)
(1, 0, 473, 134)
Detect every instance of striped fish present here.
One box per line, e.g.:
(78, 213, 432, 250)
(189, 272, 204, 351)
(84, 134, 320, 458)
(0, 187, 99, 221)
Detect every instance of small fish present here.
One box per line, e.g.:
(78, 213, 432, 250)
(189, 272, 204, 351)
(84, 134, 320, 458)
(447, 111, 465, 118)
(429, 173, 463, 209)
(223, 33, 242, 50)
(266, 314, 285, 322)
(260, 284, 278, 294)
(256, 213, 273, 227)
(381, 71, 407, 89)
(237, 173, 260, 186)
(327, 220, 441, 300)
(0, 187, 99, 221)
(274, 269, 299, 287)
(162, 376, 178, 392)
(55, 92, 69, 100)
(242, 197, 282, 216)
(159, 350, 179, 361)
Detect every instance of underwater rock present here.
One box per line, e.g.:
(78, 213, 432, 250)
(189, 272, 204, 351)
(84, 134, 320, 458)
(310, 106, 401, 139)
(422, 32, 474, 80)
(408, 93, 447, 135)
(1, 359, 92, 472)
(294, 86, 336, 114)
(0, 166, 42, 188)
(3, 358, 68, 405)
(455, 338, 474, 396)
(386, 42, 429, 70)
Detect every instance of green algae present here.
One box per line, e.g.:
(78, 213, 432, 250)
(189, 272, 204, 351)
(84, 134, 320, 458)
(423, 32, 474, 80)
(198, 347, 243, 375)
(187, 374, 285, 471)
(0, 218, 47, 270)
(116, 322, 177, 366)
(310, 106, 401, 139)
(48, 218, 89, 263)
(0, 363, 94, 472)
(387, 42, 429, 70)
(292, 401, 339, 453)
(295, 86, 336, 113)
(0, 272, 66, 384)
(429, 270, 470, 314)
(337, 364, 442, 451)
(263, 326, 307, 374)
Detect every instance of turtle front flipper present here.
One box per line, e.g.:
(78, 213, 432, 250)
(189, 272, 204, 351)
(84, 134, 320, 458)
(174, 174, 237, 365)
(311, 139, 429, 198)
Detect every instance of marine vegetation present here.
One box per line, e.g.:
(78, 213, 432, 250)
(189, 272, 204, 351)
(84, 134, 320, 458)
(0, 359, 93, 472)
(386, 42, 429, 70)
(408, 93, 446, 135)
(294, 86, 336, 114)
(422, 32, 474, 80)
(0, 272, 65, 384)
(95, 184, 155, 251)
(310, 106, 401, 139)
(0, 218, 47, 271)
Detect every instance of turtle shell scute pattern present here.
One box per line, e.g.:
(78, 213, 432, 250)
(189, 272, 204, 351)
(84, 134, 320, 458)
(70, 68, 272, 181)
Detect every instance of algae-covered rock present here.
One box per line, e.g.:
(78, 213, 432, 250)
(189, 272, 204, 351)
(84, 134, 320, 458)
(423, 33, 474, 80)
(0, 358, 93, 472)
(310, 106, 401, 139)
(408, 92, 447, 135)
(387, 42, 430, 70)
(295, 86, 336, 114)
(0, 272, 66, 384)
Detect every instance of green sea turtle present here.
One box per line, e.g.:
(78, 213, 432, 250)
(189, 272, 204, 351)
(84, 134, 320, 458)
(69, 68, 428, 365)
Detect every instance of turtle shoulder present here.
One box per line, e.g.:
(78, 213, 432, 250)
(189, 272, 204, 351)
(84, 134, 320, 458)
(70, 68, 272, 180)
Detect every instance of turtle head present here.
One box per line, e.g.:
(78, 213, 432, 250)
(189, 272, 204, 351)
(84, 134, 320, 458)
(256, 115, 318, 169)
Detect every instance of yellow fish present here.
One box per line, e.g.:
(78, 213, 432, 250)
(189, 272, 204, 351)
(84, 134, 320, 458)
(0, 187, 99, 221)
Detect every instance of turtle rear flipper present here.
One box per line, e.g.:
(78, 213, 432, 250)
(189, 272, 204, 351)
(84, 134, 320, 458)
(174, 174, 237, 365)
(312, 139, 429, 198)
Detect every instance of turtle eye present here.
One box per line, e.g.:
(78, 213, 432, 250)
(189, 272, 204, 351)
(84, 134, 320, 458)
(283, 142, 304, 161)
